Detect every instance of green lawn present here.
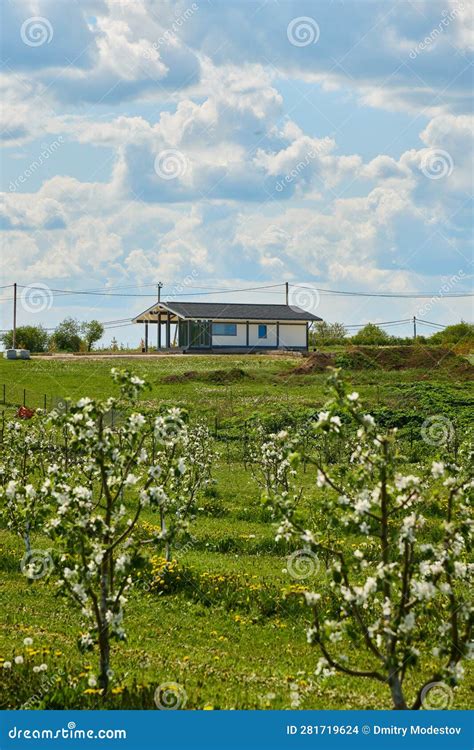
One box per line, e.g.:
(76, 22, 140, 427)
(0, 354, 472, 709)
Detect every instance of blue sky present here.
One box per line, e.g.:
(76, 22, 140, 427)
(0, 0, 472, 343)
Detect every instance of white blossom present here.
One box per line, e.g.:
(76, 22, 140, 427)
(431, 461, 445, 478)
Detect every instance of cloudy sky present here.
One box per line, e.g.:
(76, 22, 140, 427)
(0, 0, 472, 343)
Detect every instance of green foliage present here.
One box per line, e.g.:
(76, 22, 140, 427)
(1, 325, 49, 352)
(80, 320, 104, 351)
(430, 321, 474, 346)
(310, 321, 347, 346)
(48, 318, 106, 352)
(351, 323, 390, 345)
(50, 318, 83, 352)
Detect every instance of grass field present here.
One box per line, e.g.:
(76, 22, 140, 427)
(0, 352, 473, 709)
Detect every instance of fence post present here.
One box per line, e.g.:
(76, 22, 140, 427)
(23, 388, 26, 406)
(2, 384, 5, 404)
(44, 394, 47, 410)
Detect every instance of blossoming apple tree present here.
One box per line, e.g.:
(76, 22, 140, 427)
(246, 423, 300, 513)
(144, 419, 213, 561)
(42, 368, 210, 692)
(268, 372, 473, 709)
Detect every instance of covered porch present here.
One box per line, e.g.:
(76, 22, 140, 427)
(132, 303, 211, 352)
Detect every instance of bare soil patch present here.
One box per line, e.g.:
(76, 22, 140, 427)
(163, 368, 252, 384)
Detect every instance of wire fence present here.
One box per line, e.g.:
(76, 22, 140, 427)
(0, 383, 122, 427)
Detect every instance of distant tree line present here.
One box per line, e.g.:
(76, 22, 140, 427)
(2, 319, 472, 353)
(309, 320, 474, 347)
(1, 318, 104, 353)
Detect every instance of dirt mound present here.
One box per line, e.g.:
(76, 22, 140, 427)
(163, 368, 251, 384)
(289, 346, 474, 377)
(291, 352, 336, 374)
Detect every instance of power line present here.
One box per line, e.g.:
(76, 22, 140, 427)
(0, 282, 284, 302)
(294, 284, 473, 299)
(0, 280, 472, 303)
(344, 318, 412, 329)
(416, 319, 446, 329)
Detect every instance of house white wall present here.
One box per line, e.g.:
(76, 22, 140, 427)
(211, 322, 247, 347)
(279, 323, 307, 347)
(209, 321, 308, 348)
(248, 323, 277, 347)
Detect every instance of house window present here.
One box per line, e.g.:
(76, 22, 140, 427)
(212, 323, 237, 336)
(258, 324, 267, 339)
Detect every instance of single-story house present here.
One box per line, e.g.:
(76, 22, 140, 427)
(133, 301, 321, 352)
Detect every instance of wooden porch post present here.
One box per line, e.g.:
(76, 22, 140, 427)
(246, 321, 249, 348)
(276, 321, 280, 348)
(305, 322, 309, 351)
(166, 313, 171, 348)
(145, 322, 148, 353)
(157, 312, 161, 349)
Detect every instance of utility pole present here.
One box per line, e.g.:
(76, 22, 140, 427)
(285, 281, 289, 306)
(13, 282, 17, 349)
(413, 315, 417, 340)
(157, 282, 163, 351)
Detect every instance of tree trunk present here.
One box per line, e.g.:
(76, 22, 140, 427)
(98, 624, 110, 694)
(160, 509, 171, 562)
(23, 528, 31, 556)
(388, 673, 408, 709)
(99, 551, 110, 695)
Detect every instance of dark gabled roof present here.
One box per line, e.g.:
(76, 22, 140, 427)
(163, 301, 321, 321)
